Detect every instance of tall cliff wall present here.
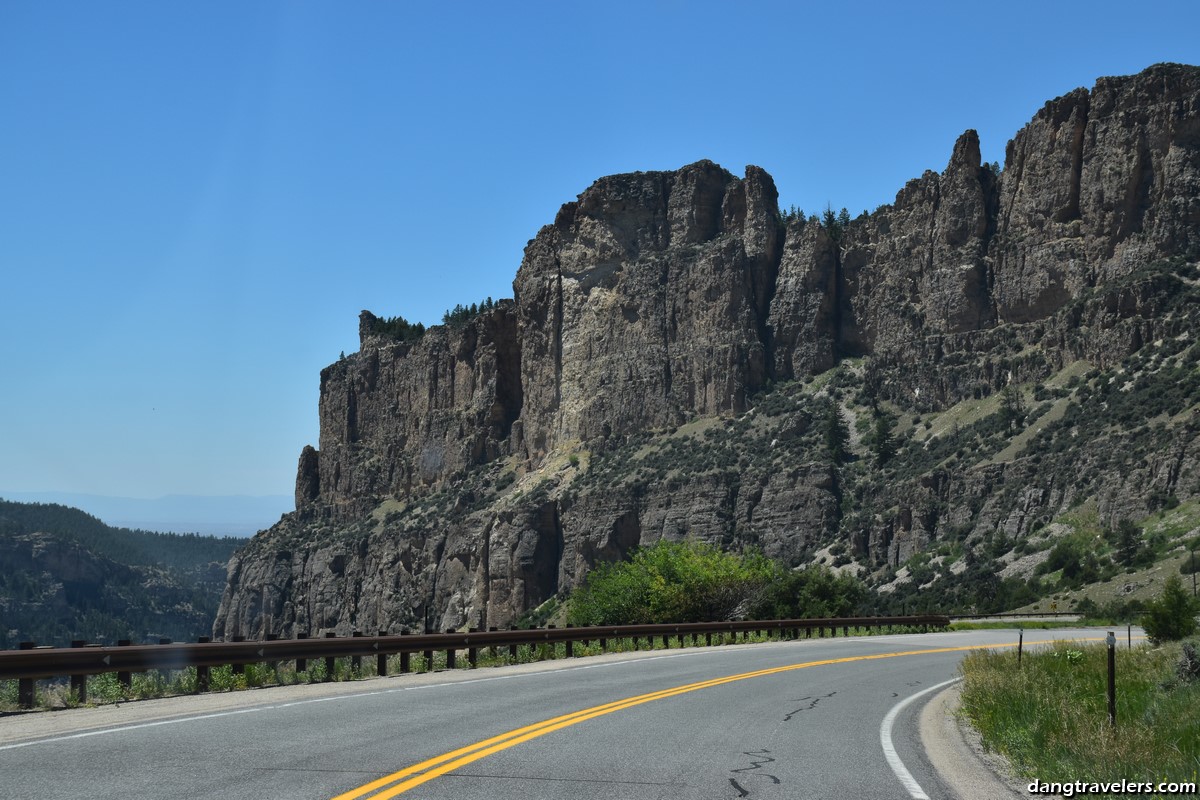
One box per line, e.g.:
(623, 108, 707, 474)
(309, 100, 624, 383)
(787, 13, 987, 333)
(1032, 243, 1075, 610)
(215, 64, 1200, 638)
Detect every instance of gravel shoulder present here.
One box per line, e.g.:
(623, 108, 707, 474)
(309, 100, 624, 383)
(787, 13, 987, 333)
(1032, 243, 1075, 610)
(919, 682, 1028, 799)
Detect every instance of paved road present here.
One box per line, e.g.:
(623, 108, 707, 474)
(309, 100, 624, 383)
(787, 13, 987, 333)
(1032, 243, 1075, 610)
(0, 628, 1113, 800)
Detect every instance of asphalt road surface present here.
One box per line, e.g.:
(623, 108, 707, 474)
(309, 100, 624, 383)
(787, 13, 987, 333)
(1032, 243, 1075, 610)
(0, 628, 1116, 800)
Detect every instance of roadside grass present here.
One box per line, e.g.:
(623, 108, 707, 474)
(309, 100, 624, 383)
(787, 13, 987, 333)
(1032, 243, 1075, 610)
(0, 624, 934, 712)
(951, 621, 1087, 631)
(959, 641, 1200, 788)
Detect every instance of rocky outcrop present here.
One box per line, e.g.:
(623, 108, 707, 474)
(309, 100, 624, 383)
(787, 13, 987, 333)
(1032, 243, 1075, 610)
(311, 305, 521, 512)
(215, 64, 1200, 638)
(513, 161, 780, 459)
(992, 64, 1200, 322)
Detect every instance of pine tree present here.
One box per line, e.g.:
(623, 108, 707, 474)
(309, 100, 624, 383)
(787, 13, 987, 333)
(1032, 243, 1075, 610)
(1141, 575, 1199, 643)
(822, 400, 850, 463)
(871, 414, 897, 466)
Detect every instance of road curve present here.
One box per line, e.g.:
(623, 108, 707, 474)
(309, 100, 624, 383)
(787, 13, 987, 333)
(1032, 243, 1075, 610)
(0, 628, 1113, 800)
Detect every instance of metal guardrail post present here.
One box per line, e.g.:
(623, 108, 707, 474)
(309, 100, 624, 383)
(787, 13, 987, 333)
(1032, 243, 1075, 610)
(1106, 631, 1117, 727)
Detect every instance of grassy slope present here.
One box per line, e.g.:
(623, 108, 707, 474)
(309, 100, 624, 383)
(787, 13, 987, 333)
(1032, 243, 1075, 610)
(960, 641, 1200, 789)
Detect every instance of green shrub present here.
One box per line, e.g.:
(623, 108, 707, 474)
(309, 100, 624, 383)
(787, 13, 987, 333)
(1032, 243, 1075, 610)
(1141, 575, 1199, 644)
(750, 564, 866, 619)
(566, 541, 776, 625)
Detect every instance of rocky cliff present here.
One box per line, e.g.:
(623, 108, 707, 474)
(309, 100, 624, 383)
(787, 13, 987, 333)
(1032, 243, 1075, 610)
(215, 64, 1200, 638)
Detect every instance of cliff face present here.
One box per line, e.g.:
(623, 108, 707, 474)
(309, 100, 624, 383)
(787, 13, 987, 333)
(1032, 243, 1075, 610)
(305, 307, 522, 513)
(514, 161, 781, 459)
(215, 64, 1200, 638)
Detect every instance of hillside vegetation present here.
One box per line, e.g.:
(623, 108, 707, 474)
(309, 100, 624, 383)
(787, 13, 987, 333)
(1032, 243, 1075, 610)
(0, 499, 243, 648)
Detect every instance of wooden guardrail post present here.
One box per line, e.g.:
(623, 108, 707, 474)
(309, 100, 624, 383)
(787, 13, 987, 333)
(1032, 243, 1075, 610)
(508, 626, 518, 661)
(445, 631, 456, 669)
(296, 632, 308, 673)
(70, 640, 88, 704)
(468, 628, 479, 667)
(158, 638, 173, 682)
(348, 633, 360, 676)
(17, 642, 35, 708)
(377, 630, 388, 676)
(399, 630, 410, 673)
(265, 633, 279, 676)
(323, 632, 336, 681)
(231, 636, 245, 675)
(564, 625, 574, 659)
(196, 636, 211, 692)
(424, 625, 435, 672)
(116, 640, 132, 689)
(351, 631, 363, 674)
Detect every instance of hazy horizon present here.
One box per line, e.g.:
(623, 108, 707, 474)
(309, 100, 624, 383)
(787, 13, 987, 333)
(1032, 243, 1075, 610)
(0, 490, 291, 538)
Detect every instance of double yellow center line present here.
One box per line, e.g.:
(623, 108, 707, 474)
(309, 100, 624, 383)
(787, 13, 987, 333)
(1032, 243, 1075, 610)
(333, 637, 1105, 799)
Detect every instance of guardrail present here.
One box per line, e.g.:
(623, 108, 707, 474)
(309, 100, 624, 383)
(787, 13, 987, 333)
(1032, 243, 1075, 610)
(947, 612, 1079, 620)
(1, 614, 949, 709)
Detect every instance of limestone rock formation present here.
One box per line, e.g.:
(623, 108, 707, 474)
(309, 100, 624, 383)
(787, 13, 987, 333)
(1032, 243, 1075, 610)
(214, 64, 1200, 639)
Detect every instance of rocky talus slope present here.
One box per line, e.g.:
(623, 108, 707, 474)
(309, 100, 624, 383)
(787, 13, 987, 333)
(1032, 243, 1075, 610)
(215, 64, 1200, 638)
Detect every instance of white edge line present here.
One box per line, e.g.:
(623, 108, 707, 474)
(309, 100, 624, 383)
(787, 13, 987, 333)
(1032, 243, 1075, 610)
(0, 646, 732, 751)
(0, 707, 265, 751)
(880, 676, 962, 800)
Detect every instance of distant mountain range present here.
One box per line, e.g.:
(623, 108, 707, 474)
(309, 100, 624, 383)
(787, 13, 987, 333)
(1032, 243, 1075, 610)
(0, 499, 245, 648)
(0, 492, 291, 537)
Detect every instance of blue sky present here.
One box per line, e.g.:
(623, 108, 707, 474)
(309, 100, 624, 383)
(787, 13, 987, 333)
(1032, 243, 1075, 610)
(1, 1, 1197, 508)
